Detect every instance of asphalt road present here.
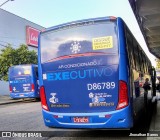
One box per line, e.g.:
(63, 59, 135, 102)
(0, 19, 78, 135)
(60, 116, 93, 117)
(0, 100, 155, 140)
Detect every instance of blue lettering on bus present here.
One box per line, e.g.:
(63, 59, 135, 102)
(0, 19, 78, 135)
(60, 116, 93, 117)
(62, 72, 70, 80)
(95, 69, 103, 77)
(55, 72, 61, 80)
(70, 71, 78, 79)
(47, 68, 112, 81)
(78, 70, 86, 79)
(10, 79, 28, 83)
(47, 73, 54, 81)
(85, 69, 93, 78)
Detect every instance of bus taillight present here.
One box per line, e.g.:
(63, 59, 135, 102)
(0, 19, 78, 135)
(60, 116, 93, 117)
(31, 84, 35, 92)
(40, 86, 49, 111)
(116, 80, 128, 110)
(9, 85, 12, 92)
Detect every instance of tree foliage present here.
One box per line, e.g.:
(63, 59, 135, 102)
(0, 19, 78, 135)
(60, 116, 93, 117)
(0, 44, 37, 81)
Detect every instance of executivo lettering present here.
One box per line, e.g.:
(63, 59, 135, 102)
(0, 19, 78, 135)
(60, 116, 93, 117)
(46, 67, 113, 81)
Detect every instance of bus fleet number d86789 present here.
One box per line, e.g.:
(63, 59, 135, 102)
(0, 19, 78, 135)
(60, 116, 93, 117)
(87, 82, 115, 90)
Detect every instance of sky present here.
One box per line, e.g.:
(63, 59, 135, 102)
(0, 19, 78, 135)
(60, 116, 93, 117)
(0, 0, 156, 66)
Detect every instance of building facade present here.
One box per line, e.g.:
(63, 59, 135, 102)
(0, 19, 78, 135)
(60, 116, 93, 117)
(0, 9, 45, 95)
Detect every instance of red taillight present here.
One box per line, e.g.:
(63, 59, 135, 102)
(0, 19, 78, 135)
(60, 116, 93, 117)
(53, 115, 58, 118)
(31, 84, 35, 92)
(116, 80, 128, 110)
(40, 86, 49, 111)
(105, 114, 111, 118)
(9, 85, 12, 92)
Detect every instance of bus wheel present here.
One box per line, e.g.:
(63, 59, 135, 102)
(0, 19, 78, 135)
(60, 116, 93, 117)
(36, 98, 41, 101)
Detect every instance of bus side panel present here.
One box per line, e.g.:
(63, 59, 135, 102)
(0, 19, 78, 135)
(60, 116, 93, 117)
(38, 34, 43, 88)
(117, 18, 133, 127)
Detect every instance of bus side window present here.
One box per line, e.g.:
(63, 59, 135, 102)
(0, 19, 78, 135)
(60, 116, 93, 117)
(134, 44, 140, 71)
(143, 57, 147, 73)
(139, 50, 143, 72)
(34, 67, 38, 79)
(125, 28, 135, 69)
(141, 52, 144, 73)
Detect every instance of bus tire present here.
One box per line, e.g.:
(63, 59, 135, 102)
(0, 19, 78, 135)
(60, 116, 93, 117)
(36, 98, 41, 101)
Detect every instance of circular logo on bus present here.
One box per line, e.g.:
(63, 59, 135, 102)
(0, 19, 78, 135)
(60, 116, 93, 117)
(70, 41, 81, 53)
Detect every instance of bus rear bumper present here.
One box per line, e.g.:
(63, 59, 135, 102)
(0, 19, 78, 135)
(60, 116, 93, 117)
(10, 92, 39, 98)
(42, 106, 133, 129)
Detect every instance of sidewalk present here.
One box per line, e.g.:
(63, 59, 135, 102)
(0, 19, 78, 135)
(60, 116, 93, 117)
(148, 97, 160, 140)
(0, 95, 24, 105)
(149, 100, 160, 130)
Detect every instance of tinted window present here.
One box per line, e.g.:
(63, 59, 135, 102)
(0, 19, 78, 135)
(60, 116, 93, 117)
(34, 66, 38, 78)
(41, 21, 118, 63)
(9, 66, 31, 77)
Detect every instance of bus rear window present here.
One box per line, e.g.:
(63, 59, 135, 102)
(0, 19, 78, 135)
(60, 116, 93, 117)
(9, 66, 31, 77)
(41, 21, 118, 63)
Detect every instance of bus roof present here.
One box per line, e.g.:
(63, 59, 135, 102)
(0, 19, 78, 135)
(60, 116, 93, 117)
(9, 64, 37, 68)
(41, 16, 119, 34)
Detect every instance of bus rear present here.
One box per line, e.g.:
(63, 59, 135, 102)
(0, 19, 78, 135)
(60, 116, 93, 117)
(39, 17, 132, 128)
(9, 65, 39, 99)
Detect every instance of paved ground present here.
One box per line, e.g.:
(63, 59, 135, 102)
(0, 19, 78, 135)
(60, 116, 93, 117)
(0, 101, 150, 140)
(0, 95, 35, 105)
(150, 101, 160, 130)
(0, 95, 22, 105)
(0, 93, 160, 139)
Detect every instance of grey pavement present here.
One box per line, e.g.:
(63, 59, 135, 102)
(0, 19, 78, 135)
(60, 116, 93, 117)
(0, 92, 160, 139)
(0, 81, 10, 95)
(150, 100, 160, 132)
(0, 95, 31, 105)
(148, 101, 160, 140)
(147, 92, 160, 140)
(157, 92, 160, 100)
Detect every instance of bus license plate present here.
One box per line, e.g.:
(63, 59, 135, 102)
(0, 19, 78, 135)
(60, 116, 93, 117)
(73, 117, 89, 123)
(20, 94, 24, 96)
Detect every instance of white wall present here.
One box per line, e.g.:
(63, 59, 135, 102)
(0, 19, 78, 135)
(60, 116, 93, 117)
(0, 9, 45, 95)
(0, 9, 44, 50)
(0, 81, 9, 95)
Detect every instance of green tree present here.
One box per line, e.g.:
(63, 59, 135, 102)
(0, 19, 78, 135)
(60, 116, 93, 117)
(0, 44, 37, 81)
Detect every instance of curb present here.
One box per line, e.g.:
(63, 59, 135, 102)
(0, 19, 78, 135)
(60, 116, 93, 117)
(0, 99, 24, 105)
(0, 97, 36, 105)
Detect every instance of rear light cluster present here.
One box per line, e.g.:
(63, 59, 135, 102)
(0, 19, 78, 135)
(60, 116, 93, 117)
(116, 80, 129, 110)
(9, 85, 12, 92)
(40, 86, 49, 111)
(31, 84, 35, 92)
